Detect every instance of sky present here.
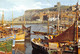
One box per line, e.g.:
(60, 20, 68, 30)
(0, 0, 79, 21)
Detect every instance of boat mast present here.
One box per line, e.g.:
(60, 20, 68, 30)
(12, 11, 13, 28)
(24, 13, 26, 25)
(57, 13, 59, 31)
(57, 2, 60, 32)
(2, 11, 4, 25)
(76, 1, 79, 43)
(47, 11, 50, 34)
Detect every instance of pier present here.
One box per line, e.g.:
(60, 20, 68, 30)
(0, 21, 47, 25)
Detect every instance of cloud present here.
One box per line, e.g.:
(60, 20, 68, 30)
(11, 5, 27, 11)
(0, 12, 1, 14)
(0, 0, 52, 20)
(33, 6, 42, 9)
(0, 5, 27, 12)
(33, 2, 52, 7)
(7, 0, 35, 7)
(0, 8, 8, 11)
(32, 2, 52, 9)
(11, 4, 42, 11)
(0, 1, 52, 12)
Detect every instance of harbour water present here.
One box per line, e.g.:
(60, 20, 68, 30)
(13, 24, 48, 54)
(1, 23, 78, 54)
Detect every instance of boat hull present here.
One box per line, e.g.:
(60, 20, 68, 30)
(15, 33, 25, 41)
(15, 39, 25, 41)
(31, 41, 48, 54)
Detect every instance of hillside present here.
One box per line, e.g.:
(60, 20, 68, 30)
(13, 5, 70, 21)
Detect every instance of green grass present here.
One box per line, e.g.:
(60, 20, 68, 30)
(0, 40, 13, 52)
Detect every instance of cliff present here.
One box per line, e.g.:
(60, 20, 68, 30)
(13, 5, 70, 21)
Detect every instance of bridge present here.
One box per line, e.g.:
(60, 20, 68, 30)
(0, 21, 47, 25)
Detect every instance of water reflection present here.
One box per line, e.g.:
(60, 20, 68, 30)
(15, 41, 25, 54)
(25, 39, 32, 54)
(13, 40, 47, 54)
(12, 24, 48, 54)
(32, 49, 45, 54)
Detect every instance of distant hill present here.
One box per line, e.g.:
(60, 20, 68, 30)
(13, 5, 70, 21)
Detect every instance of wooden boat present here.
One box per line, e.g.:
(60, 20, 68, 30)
(0, 11, 13, 38)
(31, 2, 79, 54)
(15, 25, 31, 41)
(15, 13, 32, 41)
(15, 32, 25, 41)
(12, 13, 31, 41)
(31, 23, 77, 54)
(0, 11, 31, 54)
(33, 31, 48, 35)
(0, 11, 31, 43)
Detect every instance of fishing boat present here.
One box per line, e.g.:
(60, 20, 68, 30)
(0, 11, 13, 38)
(33, 31, 48, 35)
(31, 2, 79, 54)
(22, 25, 31, 38)
(0, 11, 15, 53)
(12, 24, 31, 41)
(15, 31, 25, 41)
(0, 10, 31, 53)
(31, 23, 76, 54)
(14, 14, 31, 41)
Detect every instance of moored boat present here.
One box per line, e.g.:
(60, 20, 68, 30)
(31, 38, 59, 54)
(31, 23, 77, 54)
(15, 32, 25, 41)
(15, 25, 31, 41)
